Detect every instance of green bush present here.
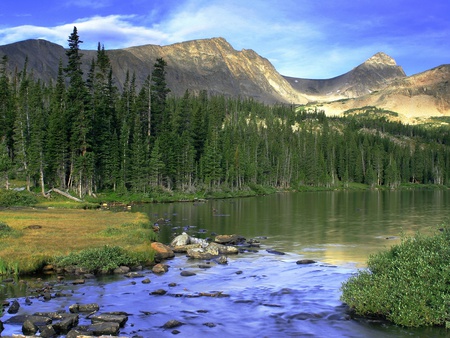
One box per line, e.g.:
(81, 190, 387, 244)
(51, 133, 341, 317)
(0, 189, 38, 207)
(54, 245, 146, 273)
(341, 227, 450, 327)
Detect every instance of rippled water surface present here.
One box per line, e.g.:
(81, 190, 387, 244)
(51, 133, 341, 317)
(1, 190, 449, 337)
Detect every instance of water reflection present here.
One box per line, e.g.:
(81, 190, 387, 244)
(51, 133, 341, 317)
(139, 190, 449, 266)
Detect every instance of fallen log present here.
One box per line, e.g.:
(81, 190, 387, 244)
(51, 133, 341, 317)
(51, 188, 83, 202)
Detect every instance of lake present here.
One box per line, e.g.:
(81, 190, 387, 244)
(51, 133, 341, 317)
(1, 190, 449, 337)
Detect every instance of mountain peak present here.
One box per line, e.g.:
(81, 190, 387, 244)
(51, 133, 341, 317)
(365, 52, 398, 66)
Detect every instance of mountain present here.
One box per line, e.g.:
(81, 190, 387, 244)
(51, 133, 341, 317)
(314, 64, 450, 120)
(0, 38, 449, 118)
(0, 37, 307, 104)
(283, 52, 406, 101)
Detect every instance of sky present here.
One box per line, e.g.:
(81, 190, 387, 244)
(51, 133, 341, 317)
(0, 0, 449, 79)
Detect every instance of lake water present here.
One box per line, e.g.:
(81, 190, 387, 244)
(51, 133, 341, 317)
(1, 190, 449, 337)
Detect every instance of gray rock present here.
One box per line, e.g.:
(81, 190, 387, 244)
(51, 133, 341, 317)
(89, 321, 120, 335)
(52, 314, 79, 334)
(187, 248, 214, 260)
(90, 313, 128, 327)
(170, 232, 190, 246)
(180, 271, 196, 277)
(22, 319, 38, 335)
(7, 299, 20, 314)
(172, 243, 202, 253)
(69, 303, 99, 313)
(163, 319, 184, 329)
(296, 259, 317, 265)
(39, 324, 57, 338)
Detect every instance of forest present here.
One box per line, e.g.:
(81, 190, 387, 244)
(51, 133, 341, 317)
(1, 27, 450, 198)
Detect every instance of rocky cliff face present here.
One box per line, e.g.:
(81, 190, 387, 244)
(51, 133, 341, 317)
(0, 38, 449, 118)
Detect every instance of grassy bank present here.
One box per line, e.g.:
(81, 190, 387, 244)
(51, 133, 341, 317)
(0, 208, 157, 275)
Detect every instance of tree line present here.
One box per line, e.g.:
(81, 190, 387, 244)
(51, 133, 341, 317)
(1, 27, 449, 197)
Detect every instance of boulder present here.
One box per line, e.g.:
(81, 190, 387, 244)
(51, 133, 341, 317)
(39, 325, 57, 338)
(214, 234, 246, 245)
(207, 242, 239, 255)
(296, 259, 317, 265)
(152, 263, 169, 274)
(170, 232, 190, 246)
(172, 243, 202, 253)
(90, 313, 128, 327)
(151, 242, 175, 261)
(22, 319, 38, 335)
(52, 314, 79, 334)
(7, 299, 20, 314)
(88, 321, 121, 335)
(69, 303, 99, 313)
(187, 248, 214, 260)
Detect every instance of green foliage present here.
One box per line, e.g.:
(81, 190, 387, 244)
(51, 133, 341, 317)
(341, 227, 450, 327)
(0, 189, 37, 207)
(54, 245, 148, 273)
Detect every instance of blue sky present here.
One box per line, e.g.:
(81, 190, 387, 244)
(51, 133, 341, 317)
(0, 0, 449, 78)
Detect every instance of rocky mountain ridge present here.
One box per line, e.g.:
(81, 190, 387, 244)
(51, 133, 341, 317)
(0, 37, 449, 119)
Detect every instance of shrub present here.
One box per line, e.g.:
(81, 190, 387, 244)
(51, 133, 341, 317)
(0, 189, 38, 207)
(54, 245, 146, 273)
(341, 227, 450, 327)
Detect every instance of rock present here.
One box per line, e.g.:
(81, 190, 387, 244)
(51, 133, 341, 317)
(7, 299, 20, 314)
(170, 232, 190, 246)
(214, 234, 246, 245)
(39, 325, 57, 338)
(216, 256, 228, 264)
(172, 243, 202, 253)
(52, 314, 79, 334)
(141, 278, 151, 284)
(150, 289, 167, 295)
(113, 266, 130, 274)
(163, 319, 184, 329)
(0, 320, 3, 335)
(203, 322, 216, 327)
(22, 319, 38, 335)
(151, 242, 175, 261)
(152, 263, 169, 274)
(88, 321, 121, 335)
(266, 249, 285, 255)
(124, 271, 145, 278)
(180, 271, 196, 277)
(69, 303, 99, 313)
(187, 247, 214, 260)
(296, 259, 317, 265)
(90, 313, 128, 327)
(188, 236, 209, 247)
(207, 242, 239, 255)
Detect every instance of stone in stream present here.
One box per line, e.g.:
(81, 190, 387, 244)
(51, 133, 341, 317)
(7, 299, 20, 314)
(152, 263, 169, 274)
(163, 319, 184, 329)
(266, 249, 286, 255)
(180, 270, 196, 277)
(69, 303, 99, 313)
(151, 242, 175, 261)
(90, 313, 129, 327)
(296, 259, 317, 265)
